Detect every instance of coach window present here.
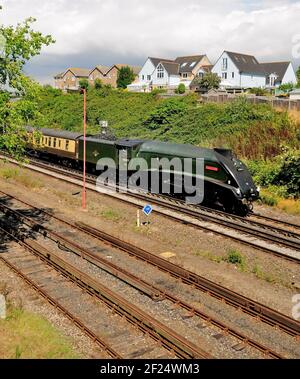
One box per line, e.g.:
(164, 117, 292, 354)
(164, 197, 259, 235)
(53, 138, 57, 148)
(48, 138, 51, 147)
(58, 139, 61, 148)
(65, 140, 69, 151)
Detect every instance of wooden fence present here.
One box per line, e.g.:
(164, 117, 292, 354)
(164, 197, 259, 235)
(201, 94, 300, 111)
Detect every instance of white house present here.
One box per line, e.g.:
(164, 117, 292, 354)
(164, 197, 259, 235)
(128, 55, 212, 92)
(131, 57, 174, 92)
(212, 51, 297, 90)
(260, 62, 297, 88)
(212, 51, 266, 89)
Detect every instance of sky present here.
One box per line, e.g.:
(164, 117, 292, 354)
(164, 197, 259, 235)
(1, 0, 300, 84)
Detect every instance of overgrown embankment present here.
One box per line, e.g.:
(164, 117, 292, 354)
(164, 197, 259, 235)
(32, 86, 300, 210)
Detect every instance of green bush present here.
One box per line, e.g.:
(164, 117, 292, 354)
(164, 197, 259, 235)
(143, 98, 188, 131)
(94, 79, 103, 89)
(79, 79, 89, 90)
(226, 249, 244, 265)
(175, 83, 186, 94)
(276, 149, 300, 197)
(248, 87, 268, 96)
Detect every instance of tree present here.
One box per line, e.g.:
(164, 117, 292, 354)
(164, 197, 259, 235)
(175, 83, 186, 94)
(0, 6, 54, 158)
(279, 82, 294, 93)
(296, 66, 300, 87)
(94, 78, 103, 89)
(79, 78, 89, 90)
(117, 66, 135, 89)
(192, 72, 221, 91)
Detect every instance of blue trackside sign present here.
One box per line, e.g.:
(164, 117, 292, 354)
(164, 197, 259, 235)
(143, 204, 153, 216)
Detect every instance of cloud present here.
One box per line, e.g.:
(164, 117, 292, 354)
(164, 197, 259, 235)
(1, 0, 300, 82)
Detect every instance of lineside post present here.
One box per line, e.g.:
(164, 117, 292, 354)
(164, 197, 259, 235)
(82, 88, 87, 210)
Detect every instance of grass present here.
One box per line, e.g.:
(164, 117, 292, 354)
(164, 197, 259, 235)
(0, 167, 19, 180)
(251, 264, 276, 284)
(0, 306, 81, 359)
(100, 208, 121, 222)
(260, 188, 300, 215)
(225, 249, 246, 271)
(0, 163, 43, 189)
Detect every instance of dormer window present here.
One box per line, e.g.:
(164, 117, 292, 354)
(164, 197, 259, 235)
(181, 63, 187, 68)
(190, 61, 197, 67)
(157, 64, 164, 79)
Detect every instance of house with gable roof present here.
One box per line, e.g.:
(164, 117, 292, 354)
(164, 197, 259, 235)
(54, 67, 90, 90)
(129, 54, 212, 92)
(212, 51, 297, 90)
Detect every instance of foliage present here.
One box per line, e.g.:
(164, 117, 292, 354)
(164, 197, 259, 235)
(0, 7, 54, 158)
(296, 66, 300, 87)
(275, 148, 300, 197)
(0, 13, 54, 92)
(175, 83, 186, 94)
(79, 78, 89, 90)
(279, 82, 294, 93)
(94, 78, 103, 89)
(116, 66, 135, 89)
(192, 72, 221, 90)
(142, 98, 188, 131)
(248, 87, 268, 96)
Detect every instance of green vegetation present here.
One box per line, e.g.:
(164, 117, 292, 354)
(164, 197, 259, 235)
(117, 66, 135, 89)
(0, 306, 80, 358)
(175, 83, 186, 94)
(279, 82, 295, 93)
(0, 6, 54, 158)
(226, 249, 246, 271)
(297, 66, 300, 87)
(30, 88, 300, 208)
(248, 87, 269, 96)
(191, 72, 221, 90)
(79, 78, 89, 90)
(101, 208, 122, 221)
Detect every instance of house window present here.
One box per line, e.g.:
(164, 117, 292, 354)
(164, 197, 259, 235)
(232, 72, 235, 78)
(182, 73, 188, 78)
(142, 75, 145, 80)
(198, 72, 204, 78)
(157, 65, 164, 79)
(147, 75, 151, 81)
(71, 76, 75, 82)
(222, 58, 228, 70)
(222, 72, 227, 79)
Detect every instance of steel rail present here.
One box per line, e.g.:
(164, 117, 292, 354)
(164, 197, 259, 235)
(0, 200, 283, 359)
(1, 157, 300, 262)
(0, 223, 211, 359)
(0, 189, 299, 338)
(0, 240, 122, 359)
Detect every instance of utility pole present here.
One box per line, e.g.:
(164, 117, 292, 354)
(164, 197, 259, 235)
(82, 88, 87, 209)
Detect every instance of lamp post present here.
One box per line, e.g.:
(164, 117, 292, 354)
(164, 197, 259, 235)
(82, 88, 87, 209)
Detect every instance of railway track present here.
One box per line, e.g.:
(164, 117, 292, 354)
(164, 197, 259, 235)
(0, 221, 210, 359)
(1, 190, 299, 358)
(3, 155, 299, 264)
